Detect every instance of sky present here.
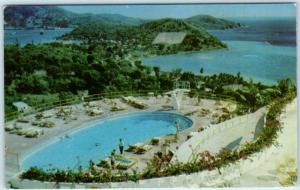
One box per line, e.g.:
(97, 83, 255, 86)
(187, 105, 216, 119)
(60, 3, 296, 19)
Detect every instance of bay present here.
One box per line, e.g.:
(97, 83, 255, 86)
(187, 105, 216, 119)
(142, 40, 296, 85)
(4, 28, 74, 46)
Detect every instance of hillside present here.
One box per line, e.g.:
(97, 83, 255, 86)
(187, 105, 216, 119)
(4, 6, 241, 30)
(128, 18, 227, 53)
(60, 18, 227, 55)
(4, 6, 75, 27)
(185, 15, 242, 30)
(4, 5, 145, 28)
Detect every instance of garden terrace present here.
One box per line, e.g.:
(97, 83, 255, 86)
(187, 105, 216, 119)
(5, 77, 297, 187)
(5, 90, 239, 180)
(12, 92, 295, 188)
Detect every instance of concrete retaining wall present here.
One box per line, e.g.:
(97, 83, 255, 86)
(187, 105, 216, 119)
(174, 108, 266, 163)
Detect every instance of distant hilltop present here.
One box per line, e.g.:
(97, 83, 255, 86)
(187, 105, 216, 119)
(4, 5, 145, 28)
(59, 18, 227, 55)
(185, 15, 242, 30)
(4, 5, 242, 30)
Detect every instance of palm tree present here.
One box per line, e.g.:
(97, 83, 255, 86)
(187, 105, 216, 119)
(153, 66, 160, 78)
(277, 78, 295, 96)
(200, 67, 204, 74)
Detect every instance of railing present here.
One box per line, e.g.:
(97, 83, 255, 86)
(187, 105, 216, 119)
(4, 90, 168, 122)
(197, 92, 235, 102)
(5, 90, 236, 122)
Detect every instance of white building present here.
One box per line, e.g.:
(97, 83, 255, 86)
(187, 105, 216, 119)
(12, 101, 30, 112)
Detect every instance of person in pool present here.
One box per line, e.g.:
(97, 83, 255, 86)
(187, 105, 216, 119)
(119, 138, 124, 155)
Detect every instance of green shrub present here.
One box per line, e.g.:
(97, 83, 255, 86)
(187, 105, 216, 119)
(17, 117, 31, 123)
(39, 121, 55, 128)
(97, 160, 109, 168)
(150, 138, 159, 145)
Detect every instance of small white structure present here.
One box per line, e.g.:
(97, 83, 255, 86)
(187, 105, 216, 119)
(153, 32, 186, 45)
(12, 101, 30, 112)
(173, 81, 190, 89)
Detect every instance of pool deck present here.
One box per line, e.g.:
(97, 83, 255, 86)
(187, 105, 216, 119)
(5, 96, 236, 182)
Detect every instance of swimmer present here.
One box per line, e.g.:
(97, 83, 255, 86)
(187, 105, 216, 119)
(65, 135, 70, 139)
(95, 143, 101, 147)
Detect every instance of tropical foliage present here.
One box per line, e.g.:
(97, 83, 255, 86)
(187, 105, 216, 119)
(59, 18, 227, 55)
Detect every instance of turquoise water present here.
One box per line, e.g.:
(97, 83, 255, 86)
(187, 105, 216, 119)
(21, 112, 192, 170)
(142, 41, 296, 84)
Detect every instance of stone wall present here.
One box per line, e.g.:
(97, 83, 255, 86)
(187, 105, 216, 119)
(173, 108, 266, 163)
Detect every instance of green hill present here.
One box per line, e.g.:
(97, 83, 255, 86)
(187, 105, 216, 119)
(4, 6, 75, 27)
(4, 5, 145, 28)
(4, 6, 241, 30)
(185, 15, 242, 30)
(59, 18, 227, 55)
(118, 18, 227, 54)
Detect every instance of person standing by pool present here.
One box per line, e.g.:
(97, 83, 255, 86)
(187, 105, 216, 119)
(175, 121, 180, 133)
(174, 121, 180, 140)
(110, 149, 116, 169)
(119, 138, 124, 155)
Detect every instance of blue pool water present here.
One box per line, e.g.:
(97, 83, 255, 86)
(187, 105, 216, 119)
(21, 112, 192, 170)
(142, 40, 296, 85)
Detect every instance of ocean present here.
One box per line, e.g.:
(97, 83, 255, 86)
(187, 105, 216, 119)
(142, 18, 296, 84)
(4, 28, 73, 45)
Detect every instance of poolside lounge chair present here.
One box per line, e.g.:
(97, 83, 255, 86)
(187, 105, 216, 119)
(56, 106, 73, 118)
(115, 155, 137, 170)
(111, 105, 127, 111)
(198, 108, 211, 117)
(35, 112, 54, 119)
(125, 142, 143, 152)
(143, 145, 153, 151)
(32, 121, 55, 128)
(16, 117, 31, 123)
(6, 123, 23, 134)
(122, 96, 148, 109)
(111, 102, 127, 111)
(125, 142, 153, 154)
(15, 126, 43, 138)
(5, 123, 17, 132)
(87, 101, 99, 108)
(86, 108, 104, 116)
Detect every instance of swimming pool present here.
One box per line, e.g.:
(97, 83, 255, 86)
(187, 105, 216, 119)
(21, 112, 193, 170)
